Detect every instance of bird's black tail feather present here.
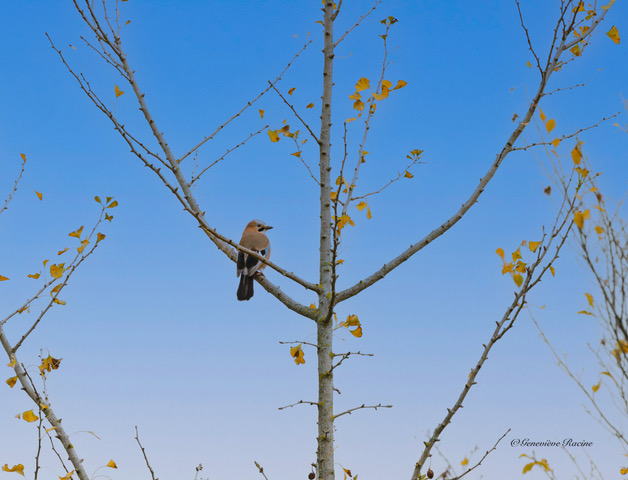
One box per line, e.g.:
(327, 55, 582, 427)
(237, 275, 254, 301)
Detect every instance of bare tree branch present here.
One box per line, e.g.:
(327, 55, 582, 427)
(135, 426, 158, 480)
(333, 403, 392, 420)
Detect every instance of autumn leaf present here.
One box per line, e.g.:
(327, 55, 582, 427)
(59, 470, 75, 480)
(549, 265, 555, 277)
(528, 241, 541, 253)
(513, 273, 524, 287)
(0, 275, 9, 281)
(106, 460, 118, 469)
(356, 201, 372, 219)
(35, 191, 43, 201)
(404, 171, 414, 179)
(288, 87, 296, 96)
(511, 247, 522, 262)
(57, 247, 69, 256)
(592, 381, 600, 392)
(350, 326, 363, 337)
(585, 293, 594, 308)
(68, 226, 84, 238)
(290, 344, 305, 365)
(539, 108, 546, 121)
(1, 464, 24, 476)
(353, 99, 365, 111)
(77, 239, 90, 254)
(570, 44, 581, 56)
(545, 119, 556, 133)
(268, 129, 279, 142)
(22, 409, 39, 422)
(571, 141, 583, 164)
(20, 153, 26, 162)
(391, 80, 408, 90)
(607, 25, 620, 44)
(355, 77, 370, 91)
(551, 138, 560, 148)
(461, 458, 469, 466)
(495, 248, 505, 259)
(40, 355, 62, 375)
(115, 84, 124, 97)
(595, 225, 604, 235)
(53, 298, 66, 305)
(107, 200, 118, 209)
(573, 209, 590, 229)
(601, 0, 616, 10)
(6, 376, 18, 388)
(258, 109, 264, 119)
(544, 185, 552, 195)
(306, 103, 314, 109)
(526, 60, 532, 68)
(50, 263, 65, 279)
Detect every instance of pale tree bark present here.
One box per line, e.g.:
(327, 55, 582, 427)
(44, 1, 621, 479)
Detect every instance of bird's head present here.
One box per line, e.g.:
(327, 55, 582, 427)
(247, 219, 273, 232)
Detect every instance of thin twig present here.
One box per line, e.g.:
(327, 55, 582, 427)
(270, 83, 321, 145)
(333, 403, 392, 419)
(135, 426, 157, 480)
(334, 1, 381, 48)
(449, 428, 511, 480)
(278, 400, 320, 410)
(254, 461, 270, 480)
(0, 156, 26, 217)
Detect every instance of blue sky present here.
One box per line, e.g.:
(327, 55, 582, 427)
(1, 1, 627, 479)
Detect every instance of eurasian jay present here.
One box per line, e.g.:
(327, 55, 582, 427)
(236, 219, 272, 301)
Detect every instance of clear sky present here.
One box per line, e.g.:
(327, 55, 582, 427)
(1, 1, 627, 479)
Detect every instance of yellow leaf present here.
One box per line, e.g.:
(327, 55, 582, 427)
(68, 226, 84, 238)
(7, 356, 16, 367)
(502, 262, 514, 274)
(50, 264, 65, 279)
(391, 80, 408, 90)
(290, 344, 305, 365)
(27, 273, 40, 280)
(356, 201, 372, 219)
(6, 376, 18, 388)
(461, 457, 469, 466)
(515, 261, 527, 273)
(607, 25, 620, 44)
(551, 138, 560, 148)
(577, 310, 593, 315)
(601, 0, 616, 10)
(549, 265, 555, 277)
(350, 325, 363, 337)
(621, 466, 628, 475)
(288, 87, 296, 96)
(595, 225, 604, 235)
(404, 171, 414, 178)
(309, 304, 316, 309)
(0, 275, 9, 281)
(513, 273, 523, 287)
(268, 129, 279, 142)
(545, 119, 556, 133)
(258, 109, 264, 119)
(20, 153, 27, 162)
(528, 241, 541, 253)
(330, 191, 338, 201)
(57, 247, 69, 255)
(348, 92, 361, 100)
(592, 381, 600, 392)
(22, 409, 39, 422)
(306, 103, 314, 109)
(539, 108, 546, 121)
(335, 176, 346, 186)
(345, 314, 360, 326)
(511, 247, 522, 262)
(573, 209, 590, 229)
(355, 77, 370, 91)
(115, 84, 124, 97)
(77, 239, 90, 254)
(1, 464, 25, 476)
(315, 20, 324, 26)
(353, 99, 365, 111)
(496, 248, 505, 259)
(571, 142, 583, 164)
(97, 232, 106, 242)
(107, 200, 118, 209)
(106, 460, 117, 469)
(526, 60, 531, 68)
(585, 293, 593, 307)
(35, 191, 43, 201)
(570, 44, 581, 56)
(291, 152, 301, 158)
(53, 298, 66, 305)
(59, 470, 75, 480)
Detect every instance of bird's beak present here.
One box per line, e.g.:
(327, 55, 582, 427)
(264, 225, 274, 230)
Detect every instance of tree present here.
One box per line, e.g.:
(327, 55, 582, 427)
(2, 1, 623, 479)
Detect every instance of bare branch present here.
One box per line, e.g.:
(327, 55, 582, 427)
(515, 0, 542, 75)
(331, 350, 373, 371)
(179, 39, 312, 163)
(448, 428, 511, 480)
(512, 112, 619, 151)
(278, 399, 320, 410)
(189, 124, 269, 185)
(0, 157, 26, 217)
(135, 426, 158, 480)
(334, 1, 381, 48)
(333, 403, 392, 420)
(254, 461, 270, 480)
(270, 83, 321, 145)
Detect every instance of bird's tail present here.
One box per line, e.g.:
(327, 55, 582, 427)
(237, 275, 254, 301)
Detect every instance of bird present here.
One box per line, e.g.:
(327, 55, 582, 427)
(236, 219, 272, 301)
